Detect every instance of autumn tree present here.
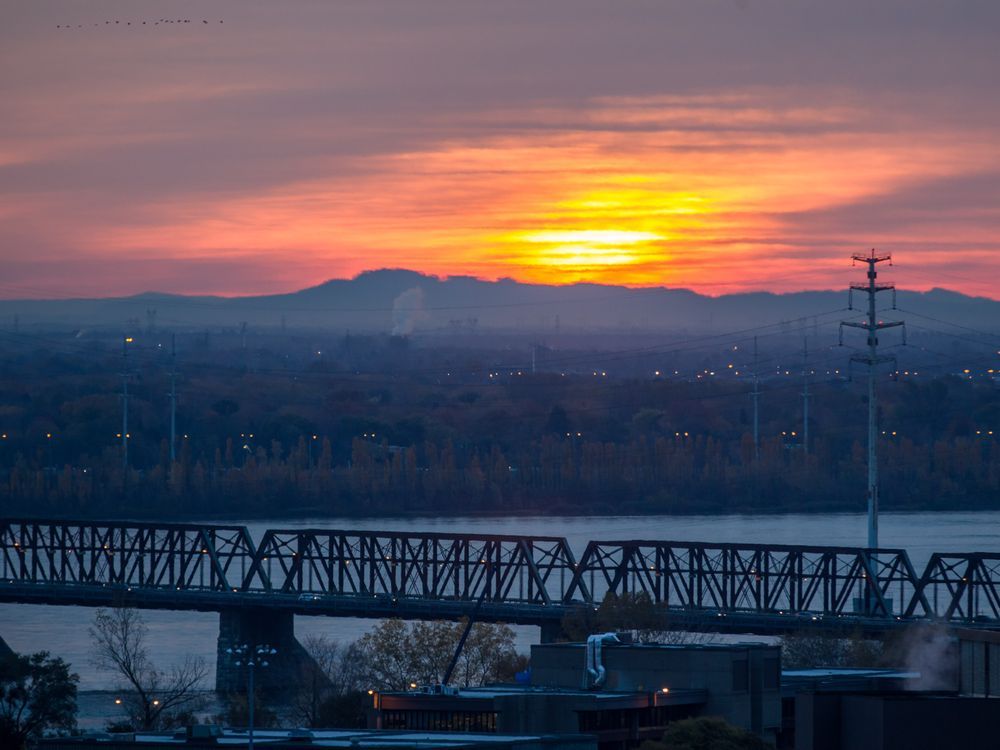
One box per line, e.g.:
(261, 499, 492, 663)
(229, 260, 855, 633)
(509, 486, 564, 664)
(353, 619, 523, 690)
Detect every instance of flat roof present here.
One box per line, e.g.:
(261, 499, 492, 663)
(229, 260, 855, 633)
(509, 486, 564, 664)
(378, 684, 709, 709)
(782, 668, 918, 678)
(54, 728, 596, 749)
(533, 641, 777, 651)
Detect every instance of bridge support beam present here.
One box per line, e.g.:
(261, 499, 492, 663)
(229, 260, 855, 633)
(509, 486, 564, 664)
(215, 608, 324, 695)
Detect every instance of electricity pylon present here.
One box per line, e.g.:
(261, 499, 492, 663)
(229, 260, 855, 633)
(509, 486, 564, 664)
(840, 250, 905, 551)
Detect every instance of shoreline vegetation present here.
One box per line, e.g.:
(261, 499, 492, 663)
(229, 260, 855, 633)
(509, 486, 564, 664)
(9, 499, 1000, 525)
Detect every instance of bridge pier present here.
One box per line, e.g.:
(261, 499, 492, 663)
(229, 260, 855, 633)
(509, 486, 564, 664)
(539, 621, 568, 644)
(215, 608, 324, 695)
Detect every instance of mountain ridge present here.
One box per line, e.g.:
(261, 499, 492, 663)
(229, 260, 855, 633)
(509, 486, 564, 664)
(1, 269, 997, 334)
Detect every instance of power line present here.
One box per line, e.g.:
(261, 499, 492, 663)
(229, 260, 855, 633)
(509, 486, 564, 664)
(897, 309, 1000, 346)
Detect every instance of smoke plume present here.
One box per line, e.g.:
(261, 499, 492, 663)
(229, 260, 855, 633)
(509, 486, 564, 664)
(391, 287, 427, 336)
(898, 624, 957, 690)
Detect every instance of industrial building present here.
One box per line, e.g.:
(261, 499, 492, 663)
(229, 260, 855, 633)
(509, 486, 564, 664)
(369, 634, 1000, 750)
(783, 635, 1000, 750)
(40, 630, 1000, 750)
(369, 637, 783, 749)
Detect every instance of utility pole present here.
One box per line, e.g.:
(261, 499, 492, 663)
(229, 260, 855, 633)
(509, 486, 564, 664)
(752, 336, 760, 461)
(801, 338, 810, 454)
(121, 335, 132, 471)
(840, 250, 904, 551)
(169, 334, 177, 464)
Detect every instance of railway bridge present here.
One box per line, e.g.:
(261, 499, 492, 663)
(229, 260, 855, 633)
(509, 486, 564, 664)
(2, 517, 998, 689)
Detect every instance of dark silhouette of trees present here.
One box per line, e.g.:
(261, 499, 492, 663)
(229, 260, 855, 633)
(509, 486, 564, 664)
(293, 635, 366, 728)
(0, 651, 78, 750)
(639, 716, 772, 750)
(0, 338, 996, 518)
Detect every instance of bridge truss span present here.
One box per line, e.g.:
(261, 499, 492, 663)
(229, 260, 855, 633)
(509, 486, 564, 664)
(911, 552, 1000, 621)
(3, 517, 1000, 634)
(0, 517, 257, 593)
(249, 528, 584, 606)
(568, 540, 932, 620)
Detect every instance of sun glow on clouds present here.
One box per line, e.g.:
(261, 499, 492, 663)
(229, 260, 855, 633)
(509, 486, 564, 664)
(513, 229, 665, 270)
(5, 2, 1000, 299)
(96, 90, 992, 293)
(10, 87, 1000, 296)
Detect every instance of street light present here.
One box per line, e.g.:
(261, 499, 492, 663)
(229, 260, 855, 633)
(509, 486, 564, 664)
(225, 643, 277, 750)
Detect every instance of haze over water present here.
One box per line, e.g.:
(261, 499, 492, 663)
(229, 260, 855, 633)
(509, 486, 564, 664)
(1, 510, 995, 691)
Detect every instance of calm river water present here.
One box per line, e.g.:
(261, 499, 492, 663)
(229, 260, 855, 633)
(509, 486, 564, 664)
(1, 511, 997, 691)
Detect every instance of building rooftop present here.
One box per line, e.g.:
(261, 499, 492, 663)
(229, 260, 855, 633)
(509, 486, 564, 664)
(780, 667, 921, 697)
(379, 683, 709, 707)
(535, 640, 775, 651)
(45, 728, 596, 749)
(782, 668, 919, 679)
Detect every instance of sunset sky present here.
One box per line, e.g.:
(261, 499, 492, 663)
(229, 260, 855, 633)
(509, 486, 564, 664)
(3, 1, 1000, 298)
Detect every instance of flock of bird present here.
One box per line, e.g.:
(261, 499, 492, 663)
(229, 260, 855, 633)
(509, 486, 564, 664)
(56, 19, 224, 28)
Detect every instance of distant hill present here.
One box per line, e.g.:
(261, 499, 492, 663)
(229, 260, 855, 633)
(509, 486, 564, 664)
(1, 269, 998, 335)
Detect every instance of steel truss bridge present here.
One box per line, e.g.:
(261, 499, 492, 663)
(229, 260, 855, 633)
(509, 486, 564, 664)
(2, 517, 1000, 635)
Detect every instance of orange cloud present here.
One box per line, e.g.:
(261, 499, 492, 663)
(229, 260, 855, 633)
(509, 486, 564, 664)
(86, 91, 999, 297)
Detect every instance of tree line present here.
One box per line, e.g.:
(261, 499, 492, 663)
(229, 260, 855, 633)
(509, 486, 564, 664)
(0, 342, 997, 517)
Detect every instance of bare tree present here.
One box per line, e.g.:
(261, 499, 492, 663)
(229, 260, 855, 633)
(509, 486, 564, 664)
(90, 608, 208, 730)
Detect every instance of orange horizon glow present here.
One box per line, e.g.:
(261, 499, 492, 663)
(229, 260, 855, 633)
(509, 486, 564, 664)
(4, 6, 1000, 302)
(0, 80, 1000, 297)
(52, 92, 991, 301)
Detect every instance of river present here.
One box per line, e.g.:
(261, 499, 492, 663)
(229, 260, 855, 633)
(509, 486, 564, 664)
(1, 510, 996, 692)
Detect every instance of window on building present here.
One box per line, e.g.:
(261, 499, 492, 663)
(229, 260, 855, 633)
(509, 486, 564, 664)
(763, 657, 780, 689)
(381, 709, 498, 732)
(732, 659, 749, 691)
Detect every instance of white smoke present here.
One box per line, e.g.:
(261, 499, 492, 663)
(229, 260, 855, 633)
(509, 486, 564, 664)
(900, 624, 957, 690)
(391, 287, 427, 336)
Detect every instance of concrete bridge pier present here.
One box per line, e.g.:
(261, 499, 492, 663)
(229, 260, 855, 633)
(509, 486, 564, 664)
(540, 621, 568, 644)
(215, 608, 325, 694)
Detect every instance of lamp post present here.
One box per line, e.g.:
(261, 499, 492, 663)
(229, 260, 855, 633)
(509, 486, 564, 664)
(225, 643, 277, 750)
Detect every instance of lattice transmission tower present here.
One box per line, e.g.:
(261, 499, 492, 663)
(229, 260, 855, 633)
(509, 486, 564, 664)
(840, 250, 905, 550)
